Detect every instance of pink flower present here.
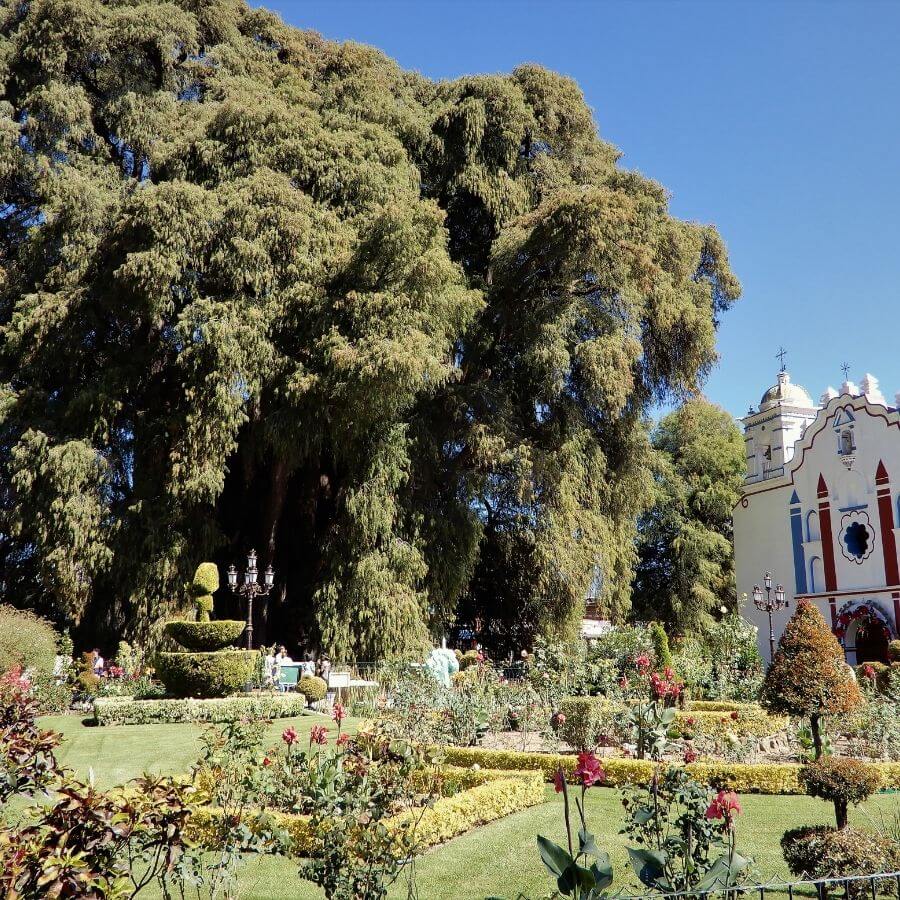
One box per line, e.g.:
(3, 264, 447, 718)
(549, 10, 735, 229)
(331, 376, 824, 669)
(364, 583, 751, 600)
(573, 751, 605, 788)
(706, 790, 742, 827)
(309, 724, 328, 746)
(553, 768, 566, 793)
(281, 726, 298, 746)
(863, 664, 877, 680)
(332, 702, 346, 727)
(685, 716, 696, 727)
(683, 746, 698, 764)
(635, 654, 651, 674)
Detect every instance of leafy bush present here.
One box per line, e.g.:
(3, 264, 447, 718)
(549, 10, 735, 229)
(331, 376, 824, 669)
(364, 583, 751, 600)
(558, 696, 621, 750)
(93, 694, 311, 726)
(801, 758, 882, 829)
(0, 605, 58, 675)
(762, 600, 862, 758)
(164, 620, 246, 652)
(30, 673, 73, 714)
(649, 622, 672, 668)
(296, 675, 328, 704)
(674, 706, 787, 740)
(155, 650, 255, 698)
(781, 826, 900, 897)
(889, 640, 900, 663)
(190, 562, 220, 622)
(687, 700, 742, 712)
(457, 650, 481, 670)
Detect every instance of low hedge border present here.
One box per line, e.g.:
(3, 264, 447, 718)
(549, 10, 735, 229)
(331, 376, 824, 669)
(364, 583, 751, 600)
(93, 694, 314, 726)
(441, 747, 900, 796)
(186, 771, 545, 855)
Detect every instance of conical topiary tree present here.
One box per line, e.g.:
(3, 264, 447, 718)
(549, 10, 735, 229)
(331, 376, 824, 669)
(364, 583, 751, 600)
(761, 600, 862, 758)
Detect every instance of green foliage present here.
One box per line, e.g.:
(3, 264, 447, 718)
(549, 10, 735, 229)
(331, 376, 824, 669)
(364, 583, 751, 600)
(155, 650, 256, 698)
(633, 399, 746, 633)
(558, 696, 621, 750)
(165, 620, 246, 652)
(191, 562, 219, 622)
(649, 622, 673, 668)
(781, 826, 900, 897)
(93, 694, 311, 726)
(889, 640, 900, 663)
(762, 601, 862, 758)
(0, 605, 58, 675)
(800, 758, 882, 829)
(0, 0, 739, 658)
(296, 675, 328, 704)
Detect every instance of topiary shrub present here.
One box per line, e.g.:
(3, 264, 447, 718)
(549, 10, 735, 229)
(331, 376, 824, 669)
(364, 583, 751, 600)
(296, 675, 328, 706)
(0, 605, 59, 675)
(800, 758, 882, 829)
(762, 600, 862, 758)
(649, 621, 673, 669)
(781, 826, 900, 897)
(190, 562, 219, 623)
(458, 650, 480, 670)
(164, 620, 245, 652)
(558, 696, 621, 750)
(155, 651, 255, 698)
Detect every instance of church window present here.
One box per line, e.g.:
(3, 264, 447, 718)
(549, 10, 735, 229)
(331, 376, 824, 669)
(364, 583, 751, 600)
(843, 521, 869, 560)
(839, 429, 854, 456)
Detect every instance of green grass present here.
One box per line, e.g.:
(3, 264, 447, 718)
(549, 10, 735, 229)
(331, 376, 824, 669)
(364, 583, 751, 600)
(39, 716, 900, 899)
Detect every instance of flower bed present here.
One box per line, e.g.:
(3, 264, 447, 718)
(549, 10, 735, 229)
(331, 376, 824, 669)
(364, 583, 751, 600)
(441, 746, 900, 795)
(186, 768, 545, 854)
(92, 694, 313, 726)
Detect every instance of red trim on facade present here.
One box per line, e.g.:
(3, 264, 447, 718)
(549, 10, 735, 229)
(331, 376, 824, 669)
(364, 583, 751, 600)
(817, 474, 838, 593)
(876, 461, 900, 586)
(829, 597, 837, 628)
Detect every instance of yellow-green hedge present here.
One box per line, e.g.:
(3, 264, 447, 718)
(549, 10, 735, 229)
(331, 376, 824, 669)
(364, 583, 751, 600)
(185, 770, 544, 855)
(672, 706, 788, 740)
(441, 747, 900, 796)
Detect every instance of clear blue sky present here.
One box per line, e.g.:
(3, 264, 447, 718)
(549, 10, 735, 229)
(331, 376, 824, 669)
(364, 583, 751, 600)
(258, 0, 900, 418)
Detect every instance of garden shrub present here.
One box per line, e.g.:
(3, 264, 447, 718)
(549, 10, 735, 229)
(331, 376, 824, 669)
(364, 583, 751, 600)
(649, 621, 673, 668)
(92, 693, 313, 725)
(0, 605, 58, 675)
(458, 650, 481, 670)
(781, 826, 900, 897)
(687, 700, 742, 712)
(762, 600, 862, 758)
(164, 620, 246, 652)
(558, 696, 621, 749)
(296, 675, 328, 704)
(190, 562, 219, 622)
(800, 757, 882, 829)
(673, 706, 787, 740)
(889, 640, 900, 662)
(155, 650, 256, 698)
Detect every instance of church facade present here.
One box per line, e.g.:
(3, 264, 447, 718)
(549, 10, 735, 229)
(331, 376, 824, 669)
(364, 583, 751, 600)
(734, 369, 900, 663)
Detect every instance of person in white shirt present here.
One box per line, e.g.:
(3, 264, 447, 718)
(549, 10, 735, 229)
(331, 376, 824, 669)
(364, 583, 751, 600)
(263, 647, 277, 687)
(275, 645, 294, 666)
(92, 650, 105, 675)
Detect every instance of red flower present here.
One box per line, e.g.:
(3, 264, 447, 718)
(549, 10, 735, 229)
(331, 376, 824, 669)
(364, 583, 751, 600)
(337, 732, 350, 746)
(634, 654, 651, 673)
(309, 724, 328, 746)
(706, 790, 742, 827)
(573, 751, 605, 788)
(730, 710, 740, 721)
(332, 702, 346, 727)
(686, 716, 696, 726)
(862, 664, 876, 680)
(281, 726, 298, 746)
(663, 666, 675, 681)
(553, 768, 566, 793)
(683, 746, 698, 764)
(618, 675, 629, 690)
(262, 756, 272, 767)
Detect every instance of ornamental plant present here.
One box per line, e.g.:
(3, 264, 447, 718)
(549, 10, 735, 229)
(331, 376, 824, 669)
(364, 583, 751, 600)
(761, 600, 862, 758)
(621, 766, 750, 894)
(800, 758, 882, 829)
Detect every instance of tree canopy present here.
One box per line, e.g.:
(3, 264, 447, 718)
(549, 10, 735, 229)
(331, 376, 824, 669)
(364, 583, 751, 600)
(0, 0, 740, 658)
(631, 397, 745, 634)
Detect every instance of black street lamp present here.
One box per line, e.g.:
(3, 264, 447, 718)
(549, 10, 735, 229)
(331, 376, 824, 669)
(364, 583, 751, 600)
(752, 571, 788, 661)
(226, 549, 274, 650)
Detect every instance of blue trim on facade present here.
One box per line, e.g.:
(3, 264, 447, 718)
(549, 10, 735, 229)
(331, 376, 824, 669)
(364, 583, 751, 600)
(838, 504, 868, 513)
(790, 505, 807, 593)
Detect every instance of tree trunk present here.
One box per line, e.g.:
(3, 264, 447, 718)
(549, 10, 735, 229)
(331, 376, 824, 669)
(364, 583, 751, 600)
(810, 713, 823, 760)
(834, 799, 848, 830)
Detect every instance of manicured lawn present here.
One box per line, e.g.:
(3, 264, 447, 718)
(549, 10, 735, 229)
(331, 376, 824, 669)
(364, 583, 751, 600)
(40, 716, 900, 899)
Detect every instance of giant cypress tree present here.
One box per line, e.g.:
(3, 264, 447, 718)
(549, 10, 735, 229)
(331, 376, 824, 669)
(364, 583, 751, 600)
(0, 0, 740, 658)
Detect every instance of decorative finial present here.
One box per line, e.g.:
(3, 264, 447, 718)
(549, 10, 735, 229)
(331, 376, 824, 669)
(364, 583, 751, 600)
(841, 362, 851, 380)
(776, 346, 787, 372)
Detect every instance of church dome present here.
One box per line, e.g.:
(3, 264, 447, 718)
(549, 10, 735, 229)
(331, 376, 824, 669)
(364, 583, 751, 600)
(759, 371, 814, 410)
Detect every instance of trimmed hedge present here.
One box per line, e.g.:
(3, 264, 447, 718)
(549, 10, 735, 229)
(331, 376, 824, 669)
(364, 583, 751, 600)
(164, 620, 246, 652)
(296, 675, 327, 704)
(93, 694, 314, 725)
(186, 771, 544, 855)
(440, 746, 900, 795)
(686, 700, 743, 712)
(156, 650, 256, 698)
(673, 706, 788, 740)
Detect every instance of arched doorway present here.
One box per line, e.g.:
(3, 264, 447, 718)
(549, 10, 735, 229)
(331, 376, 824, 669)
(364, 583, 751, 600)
(835, 600, 893, 665)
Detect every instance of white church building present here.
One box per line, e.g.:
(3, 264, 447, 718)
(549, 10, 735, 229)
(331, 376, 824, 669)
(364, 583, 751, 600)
(734, 368, 900, 663)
